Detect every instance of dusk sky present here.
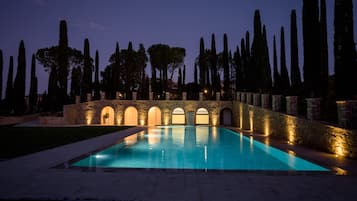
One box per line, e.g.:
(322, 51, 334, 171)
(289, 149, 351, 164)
(0, 0, 356, 96)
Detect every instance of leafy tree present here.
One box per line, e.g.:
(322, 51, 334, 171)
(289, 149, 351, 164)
(303, 0, 321, 97)
(320, 0, 329, 99)
(13, 40, 26, 114)
(0, 50, 3, 101)
(4, 56, 14, 111)
(334, 0, 356, 99)
(80, 38, 93, 101)
(36, 20, 83, 111)
(93, 50, 100, 100)
(290, 9, 302, 95)
(280, 27, 291, 96)
(272, 36, 281, 94)
(178, 68, 182, 90)
(29, 54, 38, 113)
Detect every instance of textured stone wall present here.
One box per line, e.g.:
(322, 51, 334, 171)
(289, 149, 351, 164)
(233, 102, 357, 158)
(64, 100, 233, 126)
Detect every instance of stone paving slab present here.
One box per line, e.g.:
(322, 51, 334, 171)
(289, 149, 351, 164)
(1, 127, 357, 201)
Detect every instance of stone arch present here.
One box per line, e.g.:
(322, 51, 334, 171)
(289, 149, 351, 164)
(196, 108, 209, 125)
(172, 107, 185, 124)
(220, 108, 232, 126)
(101, 106, 115, 125)
(148, 106, 162, 126)
(124, 106, 138, 125)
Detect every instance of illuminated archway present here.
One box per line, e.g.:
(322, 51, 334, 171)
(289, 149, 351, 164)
(195, 108, 209, 125)
(124, 106, 138, 125)
(101, 106, 115, 125)
(220, 108, 232, 126)
(148, 107, 162, 126)
(172, 107, 185, 124)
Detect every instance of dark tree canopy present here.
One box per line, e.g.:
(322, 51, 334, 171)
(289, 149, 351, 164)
(0, 50, 3, 101)
(334, 0, 357, 99)
(80, 38, 93, 101)
(272, 36, 281, 94)
(13, 40, 26, 114)
(290, 9, 302, 95)
(280, 27, 291, 96)
(222, 33, 230, 98)
(5, 56, 14, 110)
(320, 0, 329, 99)
(93, 50, 100, 100)
(29, 54, 38, 113)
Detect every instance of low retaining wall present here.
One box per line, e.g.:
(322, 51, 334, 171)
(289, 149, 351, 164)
(39, 116, 67, 125)
(233, 102, 357, 158)
(0, 114, 39, 126)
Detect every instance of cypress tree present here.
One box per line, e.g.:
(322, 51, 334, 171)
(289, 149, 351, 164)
(320, 0, 329, 99)
(29, 54, 38, 112)
(240, 38, 247, 90)
(303, 0, 321, 97)
(251, 10, 263, 92)
(290, 9, 302, 95)
(280, 27, 291, 96)
(0, 50, 2, 101)
(178, 68, 182, 90)
(262, 25, 272, 92)
(233, 46, 242, 91)
(223, 33, 230, 97)
(81, 38, 92, 101)
(70, 66, 81, 101)
(93, 50, 100, 100)
(199, 37, 206, 87)
(57, 20, 69, 106)
(13, 40, 26, 114)
(5, 56, 14, 110)
(272, 36, 281, 94)
(183, 64, 186, 86)
(334, 0, 356, 99)
(194, 63, 198, 84)
(210, 34, 218, 93)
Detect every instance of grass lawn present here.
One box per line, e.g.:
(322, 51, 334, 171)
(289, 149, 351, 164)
(0, 126, 132, 159)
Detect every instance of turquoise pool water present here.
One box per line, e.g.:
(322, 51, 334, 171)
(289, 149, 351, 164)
(72, 126, 328, 171)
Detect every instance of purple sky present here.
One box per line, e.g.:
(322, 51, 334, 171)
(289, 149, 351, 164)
(0, 0, 356, 96)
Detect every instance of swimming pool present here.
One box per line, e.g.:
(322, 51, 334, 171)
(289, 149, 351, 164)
(72, 126, 328, 171)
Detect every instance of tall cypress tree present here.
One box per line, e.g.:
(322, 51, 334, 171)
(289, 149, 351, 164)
(262, 25, 272, 92)
(194, 63, 198, 84)
(57, 20, 69, 107)
(320, 0, 329, 99)
(290, 9, 302, 95)
(183, 65, 186, 86)
(210, 34, 218, 93)
(199, 37, 206, 87)
(303, 0, 321, 98)
(29, 54, 38, 112)
(0, 50, 3, 101)
(280, 27, 291, 96)
(223, 33, 230, 97)
(334, 0, 356, 99)
(13, 40, 26, 114)
(178, 68, 182, 90)
(81, 38, 92, 101)
(93, 50, 100, 100)
(5, 56, 14, 110)
(70, 66, 81, 101)
(233, 46, 242, 91)
(272, 36, 281, 94)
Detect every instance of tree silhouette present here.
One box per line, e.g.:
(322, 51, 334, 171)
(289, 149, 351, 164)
(29, 54, 38, 113)
(262, 25, 272, 93)
(320, 0, 329, 99)
(13, 40, 26, 115)
(36, 20, 83, 111)
(93, 50, 100, 100)
(290, 9, 302, 95)
(210, 34, 219, 94)
(233, 46, 242, 91)
(303, 0, 321, 98)
(223, 33, 230, 98)
(334, 0, 357, 99)
(272, 36, 281, 94)
(280, 27, 291, 96)
(5, 56, 14, 111)
(70, 66, 81, 101)
(194, 63, 198, 84)
(81, 38, 93, 101)
(0, 50, 2, 101)
(198, 38, 206, 87)
(183, 64, 186, 86)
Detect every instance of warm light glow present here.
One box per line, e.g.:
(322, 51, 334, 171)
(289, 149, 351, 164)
(116, 115, 122, 125)
(249, 110, 254, 131)
(164, 115, 170, 125)
(124, 106, 138, 125)
(211, 127, 218, 142)
(124, 134, 138, 146)
(101, 106, 115, 125)
(330, 127, 348, 157)
(172, 107, 185, 124)
(196, 108, 209, 125)
(263, 114, 270, 136)
(211, 114, 218, 126)
(148, 107, 162, 126)
(140, 119, 145, 126)
(86, 113, 93, 125)
(196, 126, 209, 145)
(203, 89, 208, 94)
(239, 104, 243, 129)
(286, 116, 296, 145)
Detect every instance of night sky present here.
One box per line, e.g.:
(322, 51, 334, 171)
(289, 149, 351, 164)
(0, 0, 356, 96)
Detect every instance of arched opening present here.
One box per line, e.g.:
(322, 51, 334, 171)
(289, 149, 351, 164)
(148, 107, 162, 126)
(220, 108, 232, 126)
(195, 108, 209, 125)
(172, 107, 185, 124)
(124, 106, 138, 125)
(101, 106, 115, 125)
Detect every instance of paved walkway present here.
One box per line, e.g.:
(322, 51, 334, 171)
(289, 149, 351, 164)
(1, 127, 357, 201)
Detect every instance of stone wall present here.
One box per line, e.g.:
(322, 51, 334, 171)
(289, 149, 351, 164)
(233, 102, 357, 158)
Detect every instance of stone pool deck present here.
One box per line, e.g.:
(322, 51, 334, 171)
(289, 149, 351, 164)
(1, 126, 357, 201)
